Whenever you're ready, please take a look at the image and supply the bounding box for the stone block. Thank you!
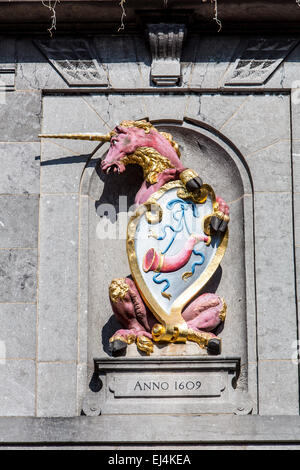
[0,195,39,248]
[82,94,147,131]
[221,94,290,156]
[0,91,41,142]
[292,140,300,193]
[78,195,88,365]
[15,38,67,91]
[246,140,291,192]
[0,304,36,359]
[37,363,77,417]
[0,360,35,416]
[187,93,250,130]
[258,360,299,415]
[255,192,297,360]
[38,195,78,362]
[0,249,37,302]
[292,99,300,140]
[294,193,300,247]
[0,143,40,194]
[94,36,147,89]
[0,37,16,69]
[41,141,89,194]
[42,94,107,156]
[280,42,300,90]
[188,36,240,89]
[143,94,186,122]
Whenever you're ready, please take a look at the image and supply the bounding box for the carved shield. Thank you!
[127,181,228,330]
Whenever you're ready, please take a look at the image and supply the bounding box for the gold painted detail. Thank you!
[109,278,129,303]
[219,298,227,322]
[144,202,163,225]
[121,147,174,185]
[203,210,230,236]
[39,132,114,142]
[136,336,154,355]
[109,334,136,345]
[177,184,209,205]
[152,322,189,344]
[187,330,216,349]
[162,291,172,300]
[179,169,199,185]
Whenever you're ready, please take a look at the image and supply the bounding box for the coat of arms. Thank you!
[40,120,229,356]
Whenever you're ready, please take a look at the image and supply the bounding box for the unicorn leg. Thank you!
[182,293,227,355]
[108,277,154,355]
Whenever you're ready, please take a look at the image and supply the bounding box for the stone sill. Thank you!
[0,415,300,444]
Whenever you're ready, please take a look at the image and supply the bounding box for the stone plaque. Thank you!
[83,357,253,416]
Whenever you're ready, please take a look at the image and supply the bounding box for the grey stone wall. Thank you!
[0,32,299,436]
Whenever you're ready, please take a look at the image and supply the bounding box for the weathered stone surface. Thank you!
[255,192,297,360]
[0,143,40,194]
[187,36,240,89]
[294,193,300,247]
[42,94,107,156]
[143,94,186,122]
[82,94,147,131]
[295,247,300,303]
[38,195,78,362]
[37,363,77,417]
[41,141,89,194]
[0,195,39,248]
[292,97,300,140]
[0,91,41,142]
[258,360,299,415]
[292,140,300,193]
[0,249,37,302]
[3,415,300,443]
[0,360,35,416]
[280,42,300,90]
[246,140,291,192]
[0,304,36,359]
[94,36,148,89]
[221,94,290,156]
[15,38,66,90]
[0,37,15,70]
[187,93,250,130]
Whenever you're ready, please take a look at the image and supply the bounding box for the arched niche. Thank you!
[80,118,257,410]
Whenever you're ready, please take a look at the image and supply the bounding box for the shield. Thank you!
[127,180,228,342]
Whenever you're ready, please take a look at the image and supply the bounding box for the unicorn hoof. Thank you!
[218,219,228,232]
[210,216,222,231]
[109,339,127,356]
[186,176,203,192]
[207,338,221,355]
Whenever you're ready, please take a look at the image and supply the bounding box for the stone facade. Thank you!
[0,0,300,447]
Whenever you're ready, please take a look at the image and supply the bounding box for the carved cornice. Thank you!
[147,23,186,86]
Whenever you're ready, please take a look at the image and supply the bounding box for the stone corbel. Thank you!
[147,23,186,86]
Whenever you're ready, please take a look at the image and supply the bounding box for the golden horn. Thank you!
[39,132,114,142]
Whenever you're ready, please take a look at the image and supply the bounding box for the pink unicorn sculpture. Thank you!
[40,120,229,356]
